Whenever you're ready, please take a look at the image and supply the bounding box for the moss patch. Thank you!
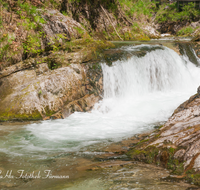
[186,170,200,186]
[44,106,56,117]
[0,109,42,121]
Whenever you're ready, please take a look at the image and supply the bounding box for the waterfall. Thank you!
[103,45,189,98]
[24,44,200,152]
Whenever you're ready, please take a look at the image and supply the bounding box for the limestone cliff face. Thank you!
[0,52,103,121]
[0,1,116,121]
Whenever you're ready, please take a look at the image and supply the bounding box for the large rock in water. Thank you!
[127,87,200,184]
[0,52,102,121]
[150,90,200,171]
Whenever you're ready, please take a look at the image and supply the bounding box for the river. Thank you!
[0,39,200,189]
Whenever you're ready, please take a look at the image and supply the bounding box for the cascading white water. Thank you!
[19,45,200,153]
[103,46,187,99]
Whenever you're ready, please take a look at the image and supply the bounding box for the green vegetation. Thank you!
[0,109,42,121]
[61,11,68,16]
[74,27,85,36]
[0,0,200,70]
[177,26,194,36]
[23,34,42,58]
[44,106,56,117]
[119,0,156,18]
[0,0,9,13]
[172,162,184,175]
[0,1,47,64]
[136,138,149,145]
[128,143,183,172]
[156,2,200,23]
[68,0,81,3]
[17,2,46,25]
[38,90,42,95]
[16,2,46,57]
[46,35,115,70]
[186,170,200,185]
[0,34,15,63]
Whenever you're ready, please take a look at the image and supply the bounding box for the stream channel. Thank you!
[0,38,200,190]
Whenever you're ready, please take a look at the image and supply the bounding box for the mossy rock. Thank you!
[0,109,42,121]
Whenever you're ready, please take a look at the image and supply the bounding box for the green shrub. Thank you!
[156,2,200,23]
[118,0,156,18]
[0,34,15,62]
[17,1,46,27]
[61,11,68,16]
[177,26,194,36]
[15,2,47,57]
[179,2,200,21]
[22,34,42,57]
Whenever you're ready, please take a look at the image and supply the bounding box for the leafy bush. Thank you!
[22,34,42,57]
[177,26,194,36]
[17,2,46,26]
[156,2,200,23]
[118,0,156,18]
[15,2,47,57]
[179,2,200,20]
[0,34,16,63]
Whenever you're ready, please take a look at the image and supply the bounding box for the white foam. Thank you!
[24,45,200,152]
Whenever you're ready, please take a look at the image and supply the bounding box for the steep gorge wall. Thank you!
[61,0,133,38]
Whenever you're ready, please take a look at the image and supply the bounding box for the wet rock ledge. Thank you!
[0,47,109,121]
[126,87,200,186]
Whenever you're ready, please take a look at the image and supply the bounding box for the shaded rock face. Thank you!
[178,42,200,66]
[189,43,200,65]
[61,0,119,33]
[61,0,143,40]
[0,53,103,121]
[41,9,85,47]
[155,21,189,34]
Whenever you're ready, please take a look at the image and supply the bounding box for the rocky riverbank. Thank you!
[0,40,111,121]
[126,87,200,186]
[1,1,200,189]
